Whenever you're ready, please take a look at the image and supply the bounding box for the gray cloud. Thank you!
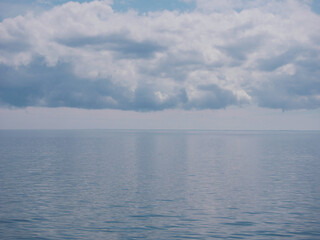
[58,33,166,59]
[219,35,265,63]
[256,48,302,72]
[0,0,319,111]
[186,84,238,110]
[252,50,320,110]
[0,59,237,111]
[132,85,186,111]
[0,59,121,109]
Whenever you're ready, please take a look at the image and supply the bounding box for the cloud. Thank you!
[0,0,320,111]
[58,33,166,59]
[252,48,320,110]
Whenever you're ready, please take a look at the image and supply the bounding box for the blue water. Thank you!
[0,130,320,239]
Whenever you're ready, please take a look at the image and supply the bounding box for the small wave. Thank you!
[221,221,255,226]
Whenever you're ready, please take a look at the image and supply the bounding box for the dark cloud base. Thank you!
[0,59,239,111]
[1,56,320,111]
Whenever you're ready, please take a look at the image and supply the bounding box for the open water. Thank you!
[0,130,320,239]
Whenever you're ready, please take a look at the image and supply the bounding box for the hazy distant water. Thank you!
[0,130,320,239]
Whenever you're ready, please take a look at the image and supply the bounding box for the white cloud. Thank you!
[0,0,319,110]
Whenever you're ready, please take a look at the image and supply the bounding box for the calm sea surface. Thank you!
[0,130,320,239]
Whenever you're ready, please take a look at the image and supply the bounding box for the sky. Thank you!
[0,0,320,130]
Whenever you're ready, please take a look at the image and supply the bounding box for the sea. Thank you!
[0,130,320,239]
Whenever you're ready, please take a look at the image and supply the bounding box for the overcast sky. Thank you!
[0,0,320,130]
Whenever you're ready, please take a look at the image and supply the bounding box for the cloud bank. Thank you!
[0,0,320,111]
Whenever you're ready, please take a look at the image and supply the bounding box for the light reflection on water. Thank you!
[0,130,320,239]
